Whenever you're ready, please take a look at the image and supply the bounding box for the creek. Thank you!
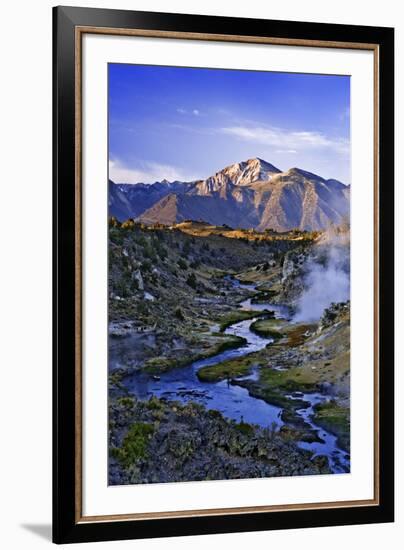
[113,276,349,473]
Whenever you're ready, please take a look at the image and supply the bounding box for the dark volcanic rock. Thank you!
[109,395,330,485]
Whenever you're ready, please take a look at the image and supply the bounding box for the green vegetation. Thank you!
[313,400,350,451]
[259,364,317,392]
[108,220,350,459]
[251,290,276,303]
[143,334,247,374]
[218,310,269,332]
[235,421,254,436]
[110,422,154,467]
[117,397,135,409]
[250,318,285,339]
[197,352,263,382]
[146,396,164,411]
[313,400,348,427]
[175,307,185,321]
[186,272,197,288]
[282,324,314,347]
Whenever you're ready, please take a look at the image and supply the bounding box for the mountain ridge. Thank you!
[109,157,349,232]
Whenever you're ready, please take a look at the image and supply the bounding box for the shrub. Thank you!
[177,258,188,270]
[137,301,149,315]
[146,396,163,410]
[186,273,197,289]
[236,421,254,436]
[110,422,154,467]
[117,397,135,409]
[156,244,168,260]
[141,259,152,272]
[175,307,184,321]
[182,241,191,257]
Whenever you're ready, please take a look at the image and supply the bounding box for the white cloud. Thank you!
[221,125,349,155]
[109,159,195,184]
[176,107,201,116]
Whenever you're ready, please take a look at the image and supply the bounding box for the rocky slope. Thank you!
[108,220,310,372]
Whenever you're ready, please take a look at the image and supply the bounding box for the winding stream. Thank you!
[112,276,349,474]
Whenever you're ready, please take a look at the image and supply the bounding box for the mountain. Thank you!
[108,179,194,220]
[109,158,350,232]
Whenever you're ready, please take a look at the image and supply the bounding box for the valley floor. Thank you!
[108,222,350,484]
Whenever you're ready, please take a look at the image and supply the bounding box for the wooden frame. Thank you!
[53,5,394,544]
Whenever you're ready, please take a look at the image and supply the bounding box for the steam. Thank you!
[293,244,350,323]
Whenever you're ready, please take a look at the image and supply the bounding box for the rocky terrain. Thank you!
[109,157,350,232]
[108,219,350,484]
[109,394,330,485]
[108,219,315,374]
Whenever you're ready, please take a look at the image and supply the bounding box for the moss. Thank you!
[110,422,154,467]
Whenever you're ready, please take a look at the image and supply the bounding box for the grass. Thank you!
[110,422,154,467]
[250,318,285,340]
[197,352,265,382]
[281,324,315,347]
[250,290,277,303]
[314,401,349,429]
[218,310,268,332]
[313,400,350,451]
[260,364,318,390]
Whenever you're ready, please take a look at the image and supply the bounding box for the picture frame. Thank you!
[53,5,394,544]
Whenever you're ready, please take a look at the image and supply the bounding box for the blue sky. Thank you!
[109,64,350,184]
